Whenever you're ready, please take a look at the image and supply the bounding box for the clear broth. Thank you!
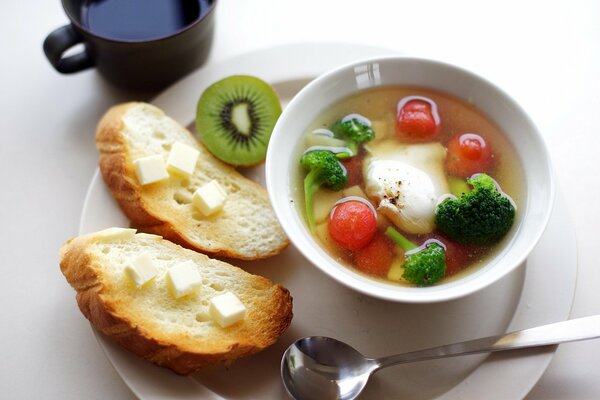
[294,86,525,286]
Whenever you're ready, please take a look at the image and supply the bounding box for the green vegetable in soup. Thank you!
[301,150,348,232]
[331,116,375,157]
[435,173,515,245]
[385,227,446,286]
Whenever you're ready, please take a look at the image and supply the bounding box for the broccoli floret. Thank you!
[385,227,446,286]
[331,116,375,157]
[435,173,515,245]
[301,150,348,232]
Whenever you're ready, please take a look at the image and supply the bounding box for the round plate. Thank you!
[79,43,577,400]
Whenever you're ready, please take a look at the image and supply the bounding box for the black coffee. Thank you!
[81,0,209,41]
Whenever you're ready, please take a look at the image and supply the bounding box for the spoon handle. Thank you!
[375,315,600,370]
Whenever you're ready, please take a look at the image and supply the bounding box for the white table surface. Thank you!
[2,0,599,398]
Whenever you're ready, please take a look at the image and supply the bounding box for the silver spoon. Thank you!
[281,315,600,400]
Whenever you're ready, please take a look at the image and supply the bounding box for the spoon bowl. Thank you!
[281,315,600,400]
[281,337,376,400]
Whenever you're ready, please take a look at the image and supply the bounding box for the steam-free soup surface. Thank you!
[295,86,524,286]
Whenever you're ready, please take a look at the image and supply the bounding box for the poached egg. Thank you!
[363,140,448,234]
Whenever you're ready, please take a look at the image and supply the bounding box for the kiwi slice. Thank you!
[196,75,282,166]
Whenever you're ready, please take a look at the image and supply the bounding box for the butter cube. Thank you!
[166,141,200,176]
[95,227,137,242]
[134,155,169,185]
[209,292,246,328]
[192,180,227,216]
[166,261,201,298]
[125,254,158,288]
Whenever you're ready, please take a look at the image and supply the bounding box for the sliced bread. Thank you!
[96,102,288,260]
[59,229,293,375]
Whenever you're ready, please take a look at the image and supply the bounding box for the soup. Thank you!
[296,86,523,286]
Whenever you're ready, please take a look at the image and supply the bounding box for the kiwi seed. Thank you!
[196,75,282,166]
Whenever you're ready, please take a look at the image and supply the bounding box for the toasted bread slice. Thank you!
[60,229,293,375]
[96,102,288,260]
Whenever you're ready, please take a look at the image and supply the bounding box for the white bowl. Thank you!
[265,56,554,303]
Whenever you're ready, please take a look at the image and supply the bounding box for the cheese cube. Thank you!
[94,227,137,242]
[166,261,201,298]
[192,180,227,216]
[125,254,158,288]
[134,155,169,185]
[166,141,200,176]
[209,291,246,328]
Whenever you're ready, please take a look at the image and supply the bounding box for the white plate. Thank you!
[79,43,577,400]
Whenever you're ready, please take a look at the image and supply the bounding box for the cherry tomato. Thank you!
[340,154,364,187]
[328,201,377,251]
[445,133,494,178]
[353,232,394,276]
[426,233,479,276]
[396,97,440,142]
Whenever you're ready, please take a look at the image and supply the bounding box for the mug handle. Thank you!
[43,24,94,73]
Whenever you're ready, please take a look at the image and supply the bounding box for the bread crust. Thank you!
[97,105,165,227]
[96,102,289,260]
[60,233,293,375]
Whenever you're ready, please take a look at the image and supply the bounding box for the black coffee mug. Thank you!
[43,0,217,91]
